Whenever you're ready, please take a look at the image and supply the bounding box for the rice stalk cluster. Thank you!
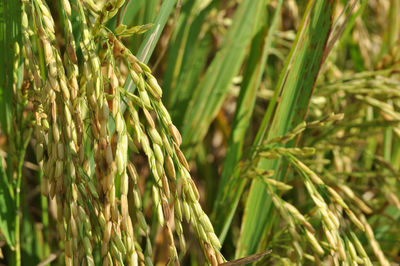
[20,0,222,265]
[2,1,400,265]
[240,112,394,265]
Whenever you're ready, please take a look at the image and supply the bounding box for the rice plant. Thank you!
[0,0,399,265]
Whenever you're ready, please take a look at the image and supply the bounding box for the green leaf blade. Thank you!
[236,0,337,258]
[180,0,265,156]
[0,160,15,247]
[212,0,283,244]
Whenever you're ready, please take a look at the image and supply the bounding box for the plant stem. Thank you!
[14,127,33,266]
[39,169,50,260]
[14,153,23,266]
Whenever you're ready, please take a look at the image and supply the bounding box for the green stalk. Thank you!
[15,128,32,266]
[39,169,50,260]
[14,151,24,266]
[0,0,15,138]
[363,107,378,169]
[391,137,400,171]
[1,0,24,264]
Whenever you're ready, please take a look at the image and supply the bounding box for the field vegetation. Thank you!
[1,0,400,265]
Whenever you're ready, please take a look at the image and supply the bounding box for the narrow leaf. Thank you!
[212,0,282,243]
[0,159,15,247]
[236,0,337,258]
[180,0,265,157]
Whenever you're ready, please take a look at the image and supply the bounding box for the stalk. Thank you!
[15,128,33,266]
[14,153,23,266]
[2,0,24,264]
[39,169,50,260]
